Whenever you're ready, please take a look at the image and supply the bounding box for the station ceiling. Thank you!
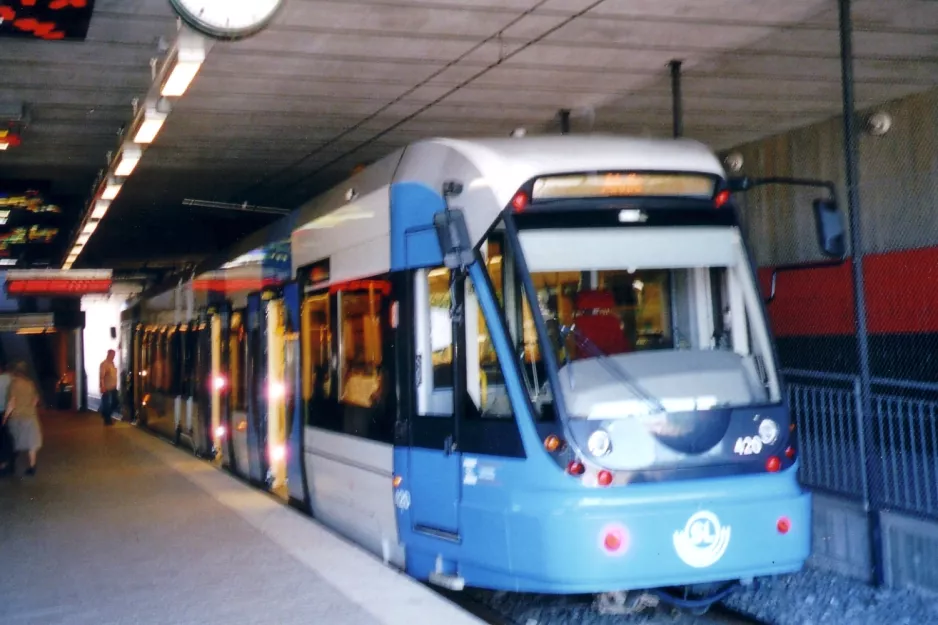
[0,0,935,275]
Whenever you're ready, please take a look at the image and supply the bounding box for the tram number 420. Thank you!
[733,436,763,456]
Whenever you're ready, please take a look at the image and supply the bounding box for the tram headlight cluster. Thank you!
[758,418,779,445]
[587,429,612,457]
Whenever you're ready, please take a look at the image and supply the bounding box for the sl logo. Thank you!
[672,510,731,568]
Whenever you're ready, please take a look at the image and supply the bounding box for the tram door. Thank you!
[245,293,267,486]
[246,289,291,496]
[209,309,229,467]
[227,310,248,477]
[407,268,462,538]
[193,317,214,457]
[282,281,307,507]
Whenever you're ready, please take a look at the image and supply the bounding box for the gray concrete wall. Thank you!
[730,87,938,267]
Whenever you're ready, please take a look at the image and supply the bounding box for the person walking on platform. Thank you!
[0,362,14,476]
[3,361,42,477]
[99,349,119,426]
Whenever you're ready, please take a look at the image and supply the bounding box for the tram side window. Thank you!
[154,332,166,392]
[417,268,454,416]
[337,279,395,443]
[229,314,247,412]
[302,294,334,428]
[171,330,183,396]
[466,237,513,420]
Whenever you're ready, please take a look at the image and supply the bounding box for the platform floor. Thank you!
[0,411,483,625]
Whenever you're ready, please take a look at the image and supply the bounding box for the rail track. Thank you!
[434,587,771,625]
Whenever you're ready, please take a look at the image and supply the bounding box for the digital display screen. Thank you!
[0,0,97,42]
[530,173,717,201]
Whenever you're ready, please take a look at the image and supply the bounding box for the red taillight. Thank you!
[714,189,731,208]
[600,524,630,556]
[567,460,585,476]
[511,191,528,212]
[766,455,781,472]
[597,470,613,486]
[777,516,791,534]
[785,446,796,460]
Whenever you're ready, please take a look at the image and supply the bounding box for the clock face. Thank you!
[169,0,284,40]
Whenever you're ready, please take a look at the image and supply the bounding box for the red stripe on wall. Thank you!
[865,247,938,334]
[759,246,938,338]
[758,263,855,337]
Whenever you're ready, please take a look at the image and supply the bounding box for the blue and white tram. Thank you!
[127,134,846,610]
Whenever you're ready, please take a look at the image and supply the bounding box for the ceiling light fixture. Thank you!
[63,24,213,269]
[91,199,111,219]
[114,143,143,177]
[133,99,171,144]
[161,29,208,97]
[101,177,123,200]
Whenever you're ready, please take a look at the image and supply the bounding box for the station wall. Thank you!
[733,87,938,382]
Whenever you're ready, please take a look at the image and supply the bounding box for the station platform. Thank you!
[0,411,484,625]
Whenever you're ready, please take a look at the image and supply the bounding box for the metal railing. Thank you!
[784,368,938,521]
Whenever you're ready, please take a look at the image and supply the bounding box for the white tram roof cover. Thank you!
[419,135,727,209]
[291,135,729,278]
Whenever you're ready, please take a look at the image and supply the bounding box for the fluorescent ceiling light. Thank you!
[82,220,98,235]
[101,179,123,200]
[133,107,168,144]
[77,233,91,245]
[0,259,17,266]
[161,29,207,97]
[114,145,142,177]
[92,200,111,219]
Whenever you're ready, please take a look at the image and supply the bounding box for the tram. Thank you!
[121,135,845,611]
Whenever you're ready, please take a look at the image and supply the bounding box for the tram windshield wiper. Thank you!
[557,323,667,416]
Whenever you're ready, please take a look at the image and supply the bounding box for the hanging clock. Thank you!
[168,0,285,41]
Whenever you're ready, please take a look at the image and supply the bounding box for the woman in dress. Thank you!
[3,361,42,476]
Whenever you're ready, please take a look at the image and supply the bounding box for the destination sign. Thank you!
[531,173,716,201]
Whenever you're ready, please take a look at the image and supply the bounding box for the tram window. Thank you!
[467,243,513,420]
[154,332,165,392]
[302,294,334,427]
[171,330,182,395]
[229,313,247,412]
[336,278,395,443]
[417,268,454,416]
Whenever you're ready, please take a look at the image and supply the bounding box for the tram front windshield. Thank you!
[487,218,783,466]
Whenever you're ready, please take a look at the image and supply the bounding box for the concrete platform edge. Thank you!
[119,425,485,625]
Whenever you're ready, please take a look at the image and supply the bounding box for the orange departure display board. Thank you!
[531,173,716,201]
[0,0,96,41]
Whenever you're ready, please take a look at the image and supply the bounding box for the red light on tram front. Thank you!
[777,516,791,535]
[599,524,630,556]
[714,190,731,208]
[766,455,781,473]
[784,446,796,460]
[567,460,585,476]
[511,191,528,212]
[597,470,613,486]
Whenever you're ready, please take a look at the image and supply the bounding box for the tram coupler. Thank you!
[593,590,660,615]
[649,580,749,613]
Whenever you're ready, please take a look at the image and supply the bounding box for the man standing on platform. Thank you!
[99,350,119,426]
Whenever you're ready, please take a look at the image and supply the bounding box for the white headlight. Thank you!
[758,418,779,445]
[587,429,611,457]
